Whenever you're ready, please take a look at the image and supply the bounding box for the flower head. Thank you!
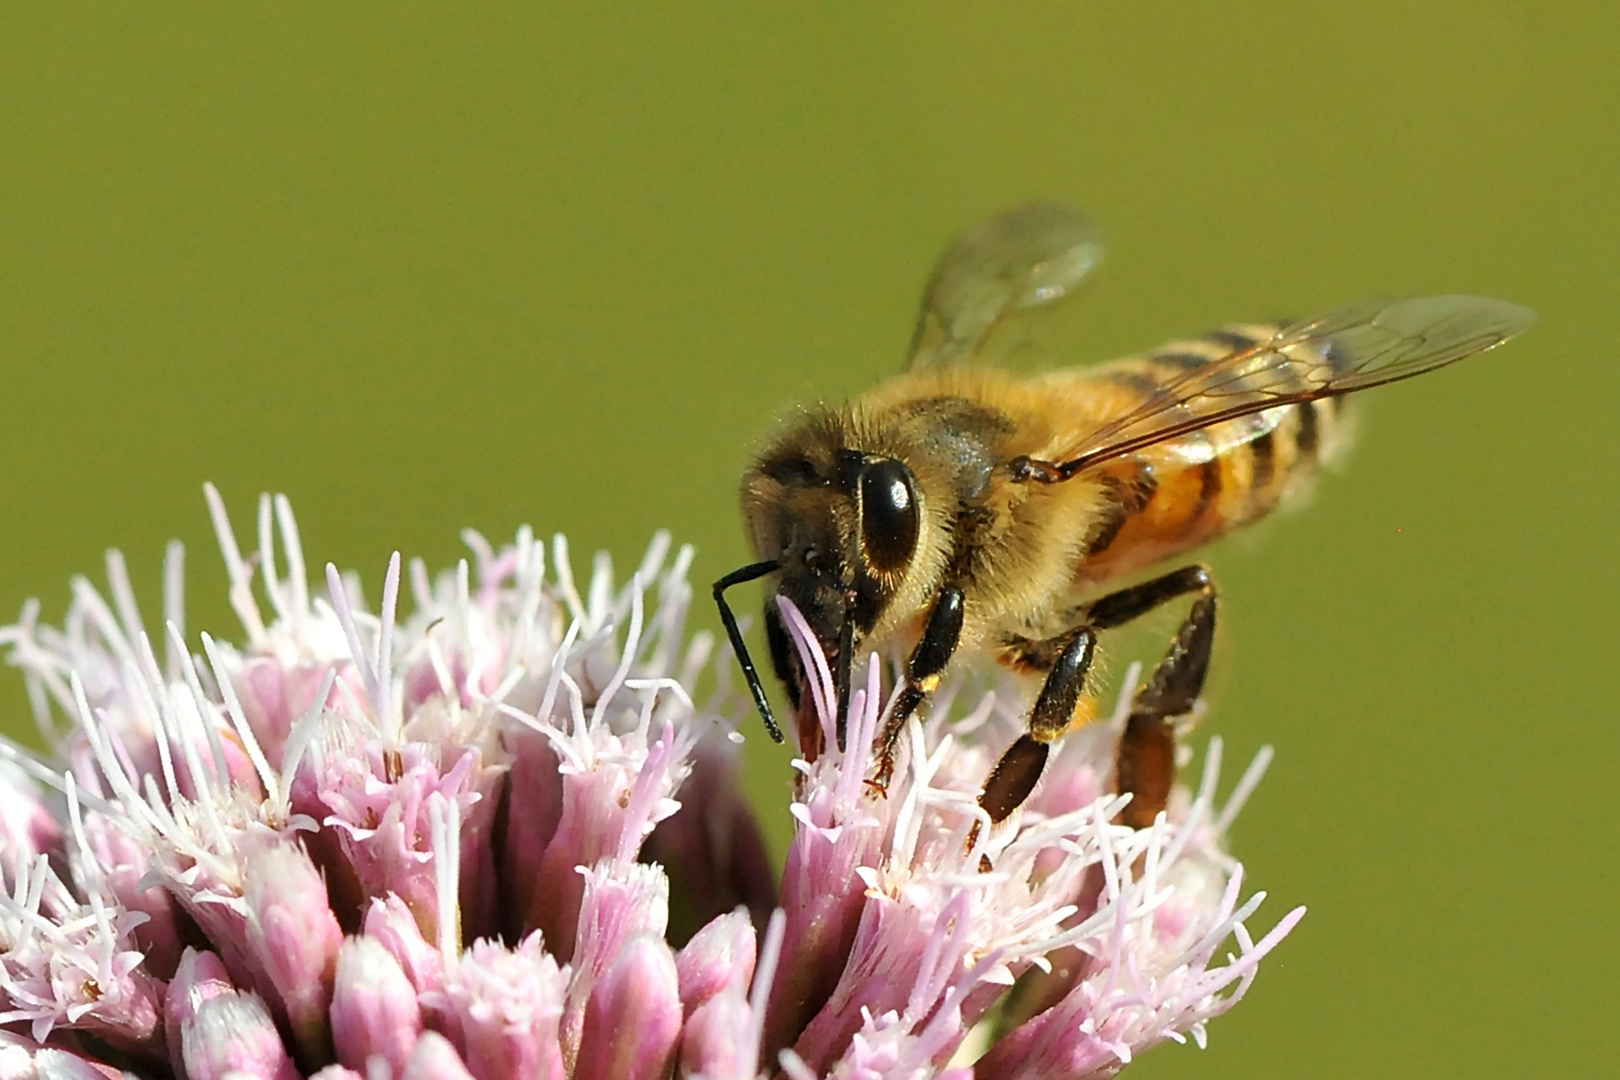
[0,487,1300,1077]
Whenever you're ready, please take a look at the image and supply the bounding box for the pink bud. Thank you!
[330,936,423,1074]
[764,757,886,1058]
[454,763,508,946]
[794,891,974,1073]
[400,1032,477,1080]
[164,949,236,1072]
[675,908,756,1013]
[524,766,628,962]
[561,862,669,1059]
[242,838,344,1059]
[0,1036,123,1080]
[680,993,756,1080]
[443,935,566,1080]
[178,989,299,1080]
[573,934,682,1080]
[312,741,482,948]
[363,894,446,998]
[0,761,61,867]
[234,656,350,770]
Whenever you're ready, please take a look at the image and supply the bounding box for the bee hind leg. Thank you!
[1116,587,1216,829]
[975,564,1217,845]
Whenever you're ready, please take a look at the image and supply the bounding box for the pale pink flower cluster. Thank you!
[0,488,1300,1079]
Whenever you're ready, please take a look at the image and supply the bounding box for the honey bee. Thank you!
[715,202,1532,831]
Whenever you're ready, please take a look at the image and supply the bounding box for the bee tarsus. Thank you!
[1116,589,1219,830]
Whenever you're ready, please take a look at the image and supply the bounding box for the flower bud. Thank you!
[242,837,344,1059]
[163,949,236,1072]
[561,861,670,1058]
[675,908,755,1013]
[680,992,755,1080]
[400,1031,477,1080]
[0,1036,120,1080]
[443,935,566,1080]
[330,935,423,1074]
[178,989,299,1080]
[573,934,683,1080]
[363,894,446,997]
[233,656,347,768]
[496,726,563,939]
[0,760,61,866]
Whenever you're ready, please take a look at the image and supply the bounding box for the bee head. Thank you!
[734,431,925,753]
[742,439,922,646]
[727,395,1005,750]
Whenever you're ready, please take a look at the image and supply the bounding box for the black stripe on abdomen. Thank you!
[1206,328,1259,352]
[1250,429,1276,492]
[1152,351,1212,373]
[1296,401,1320,462]
[1192,457,1222,526]
[1083,501,1129,560]
[1083,464,1158,559]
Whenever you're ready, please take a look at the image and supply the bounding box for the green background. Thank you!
[1,5,1613,1077]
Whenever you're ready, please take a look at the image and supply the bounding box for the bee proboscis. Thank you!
[715,202,1532,832]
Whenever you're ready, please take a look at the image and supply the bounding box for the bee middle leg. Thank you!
[979,625,1099,824]
[978,564,1218,834]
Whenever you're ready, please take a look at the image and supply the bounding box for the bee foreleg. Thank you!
[1116,589,1217,829]
[871,585,965,790]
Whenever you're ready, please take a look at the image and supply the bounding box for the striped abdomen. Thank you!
[1070,322,1351,585]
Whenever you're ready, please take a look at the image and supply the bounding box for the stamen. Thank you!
[326,562,382,722]
[204,482,267,647]
[589,573,643,729]
[257,493,288,624]
[162,540,186,680]
[552,533,587,631]
[273,493,309,620]
[1215,744,1275,837]
[429,792,462,973]
[377,551,402,735]
[200,631,277,800]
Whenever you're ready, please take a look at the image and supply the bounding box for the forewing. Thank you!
[908,201,1104,369]
[1054,295,1535,472]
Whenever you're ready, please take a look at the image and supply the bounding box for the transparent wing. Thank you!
[1048,295,1535,475]
[908,201,1104,369]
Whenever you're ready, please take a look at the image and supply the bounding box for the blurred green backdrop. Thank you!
[1,4,1613,1077]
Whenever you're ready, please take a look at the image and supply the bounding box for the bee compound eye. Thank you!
[859,459,920,573]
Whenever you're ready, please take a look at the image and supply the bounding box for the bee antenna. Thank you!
[713,560,785,743]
